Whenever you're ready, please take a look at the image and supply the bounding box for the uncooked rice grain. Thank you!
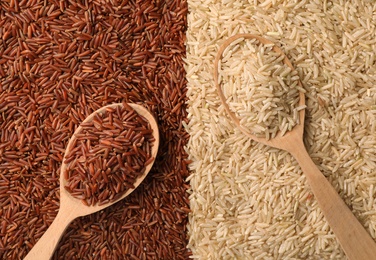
[185,0,376,259]
[0,0,190,259]
[219,38,301,139]
[64,104,155,206]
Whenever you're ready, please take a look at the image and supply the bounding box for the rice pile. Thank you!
[185,0,376,259]
[0,0,190,259]
[64,104,155,206]
[219,38,302,138]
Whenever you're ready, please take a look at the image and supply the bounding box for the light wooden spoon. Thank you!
[24,103,159,260]
[214,34,376,260]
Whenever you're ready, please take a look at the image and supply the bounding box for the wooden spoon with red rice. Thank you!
[24,103,159,260]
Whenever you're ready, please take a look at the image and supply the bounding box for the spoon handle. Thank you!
[290,140,376,260]
[24,210,75,260]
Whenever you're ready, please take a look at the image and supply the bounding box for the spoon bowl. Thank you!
[214,34,376,260]
[25,103,159,260]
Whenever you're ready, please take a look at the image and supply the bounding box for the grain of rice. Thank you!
[186,0,376,259]
[0,0,190,259]
[218,37,301,139]
[63,104,155,206]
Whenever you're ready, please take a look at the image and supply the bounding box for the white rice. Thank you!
[185,0,376,259]
[219,38,301,139]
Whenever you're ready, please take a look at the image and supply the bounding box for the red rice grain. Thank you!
[63,104,154,206]
[0,0,190,259]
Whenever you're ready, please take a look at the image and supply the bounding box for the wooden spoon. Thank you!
[24,103,159,260]
[214,34,376,260]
